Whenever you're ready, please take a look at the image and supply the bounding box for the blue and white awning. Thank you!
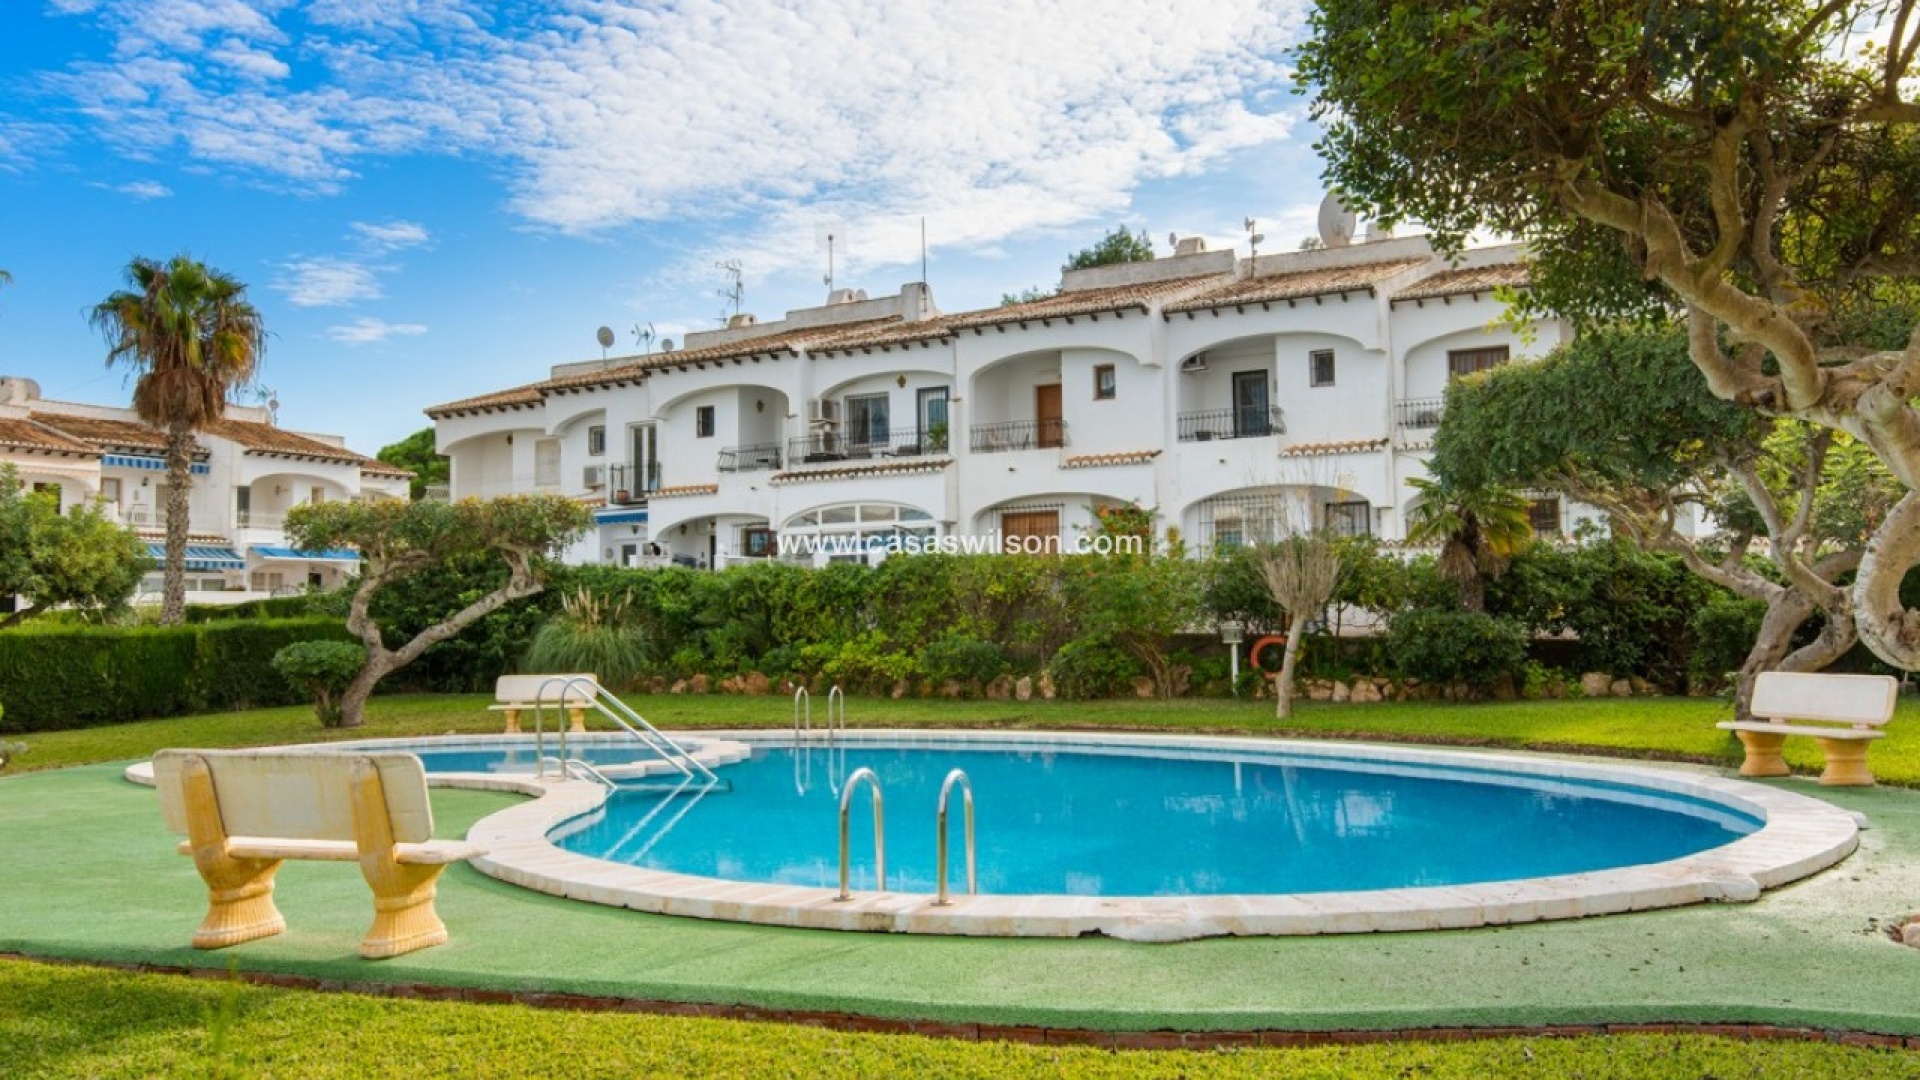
[144,543,246,571]
[105,453,209,476]
[250,545,360,564]
[594,509,649,525]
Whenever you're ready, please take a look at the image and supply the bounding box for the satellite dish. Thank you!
[596,326,615,348]
[1317,192,1358,249]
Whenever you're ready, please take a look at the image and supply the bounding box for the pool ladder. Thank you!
[792,684,845,742]
[835,767,977,905]
[531,675,720,786]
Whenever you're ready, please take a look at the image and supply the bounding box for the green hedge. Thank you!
[0,618,354,732]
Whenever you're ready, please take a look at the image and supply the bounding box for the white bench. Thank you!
[490,673,599,734]
[153,749,484,959]
[1717,671,1898,786]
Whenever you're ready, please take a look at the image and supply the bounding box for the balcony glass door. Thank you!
[917,386,949,451]
[1232,371,1271,437]
[846,393,890,452]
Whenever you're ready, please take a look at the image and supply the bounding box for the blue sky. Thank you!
[0,0,1325,457]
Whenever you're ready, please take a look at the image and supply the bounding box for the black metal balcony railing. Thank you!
[608,461,663,504]
[788,426,951,464]
[1176,406,1287,442]
[1396,397,1445,430]
[717,443,783,472]
[969,419,1068,453]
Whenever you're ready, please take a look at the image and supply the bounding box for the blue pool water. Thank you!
[543,741,1762,897]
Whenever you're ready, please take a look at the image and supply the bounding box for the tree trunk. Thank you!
[1273,613,1312,720]
[336,656,396,729]
[160,421,195,626]
[1730,591,1815,722]
[1853,490,1920,670]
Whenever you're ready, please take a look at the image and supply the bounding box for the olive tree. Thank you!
[1300,0,1920,668]
[285,495,591,727]
[0,466,150,627]
[1254,534,1347,719]
[1433,324,1892,714]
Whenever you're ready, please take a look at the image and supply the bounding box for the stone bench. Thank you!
[153,749,484,959]
[1717,671,1898,786]
[490,673,599,734]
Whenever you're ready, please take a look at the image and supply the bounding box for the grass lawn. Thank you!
[5,692,1920,1076]
[19,689,1920,782]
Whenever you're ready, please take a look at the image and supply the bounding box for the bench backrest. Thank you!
[152,750,435,843]
[1752,671,1898,727]
[494,673,599,704]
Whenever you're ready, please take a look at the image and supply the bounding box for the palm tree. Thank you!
[90,256,265,624]
[1404,476,1535,612]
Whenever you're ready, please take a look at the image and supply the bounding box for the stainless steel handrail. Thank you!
[826,685,845,745]
[531,675,596,780]
[793,686,811,739]
[536,674,718,784]
[836,766,885,900]
[933,768,976,906]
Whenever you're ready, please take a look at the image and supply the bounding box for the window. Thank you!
[1093,364,1116,400]
[1324,500,1372,537]
[695,406,715,438]
[1310,349,1336,387]
[309,486,325,505]
[845,393,890,449]
[101,478,122,505]
[587,425,606,456]
[741,526,775,558]
[1528,497,1562,537]
[1447,345,1510,379]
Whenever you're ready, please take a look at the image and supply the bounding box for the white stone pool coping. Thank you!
[127,729,1862,943]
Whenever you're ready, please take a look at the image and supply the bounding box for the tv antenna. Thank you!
[715,260,744,322]
[1244,217,1265,261]
[595,325,614,360]
[253,384,280,425]
[631,322,656,355]
[814,221,847,295]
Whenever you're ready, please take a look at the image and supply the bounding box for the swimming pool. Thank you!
[126,730,1862,940]
[551,741,1760,896]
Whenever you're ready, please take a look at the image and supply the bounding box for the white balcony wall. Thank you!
[1057,347,1154,456]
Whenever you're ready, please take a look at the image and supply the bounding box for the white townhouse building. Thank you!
[428,233,1592,568]
[0,377,411,602]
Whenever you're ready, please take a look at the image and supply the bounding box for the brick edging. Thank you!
[7,953,1916,1052]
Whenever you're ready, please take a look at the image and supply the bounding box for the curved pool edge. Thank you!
[456,729,1861,942]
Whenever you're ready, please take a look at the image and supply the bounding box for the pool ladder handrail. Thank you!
[532,675,718,785]
[933,768,977,906]
[793,685,811,739]
[539,756,615,789]
[835,766,885,900]
[826,684,845,744]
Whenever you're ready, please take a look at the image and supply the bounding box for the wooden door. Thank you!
[1035,383,1063,448]
[1000,509,1061,553]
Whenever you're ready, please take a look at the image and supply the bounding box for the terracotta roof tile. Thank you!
[1164,259,1427,314]
[550,319,904,390]
[806,317,956,354]
[949,274,1228,332]
[0,417,96,455]
[770,458,951,484]
[646,483,721,499]
[29,412,200,455]
[207,418,410,477]
[1279,438,1390,457]
[1393,262,1529,303]
[1062,450,1161,469]
[424,382,546,418]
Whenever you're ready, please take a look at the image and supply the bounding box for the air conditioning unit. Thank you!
[1180,352,1210,373]
[809,398,840,425]
[582,464,606,488]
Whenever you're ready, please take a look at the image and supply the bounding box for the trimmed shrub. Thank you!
[272,640,368,726]
[1386,608,1529,691]
[0,617,353,732]
[920,637,1008,687]
[1049,635,1146,700]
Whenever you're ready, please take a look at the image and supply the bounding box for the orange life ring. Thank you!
[1248,635,1289,677]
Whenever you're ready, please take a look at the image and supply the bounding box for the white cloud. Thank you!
[117,179,173,200]
[350,219,429,251]
[327,316,427,344]
[39,0,1308,259]
[277,257,380,307]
